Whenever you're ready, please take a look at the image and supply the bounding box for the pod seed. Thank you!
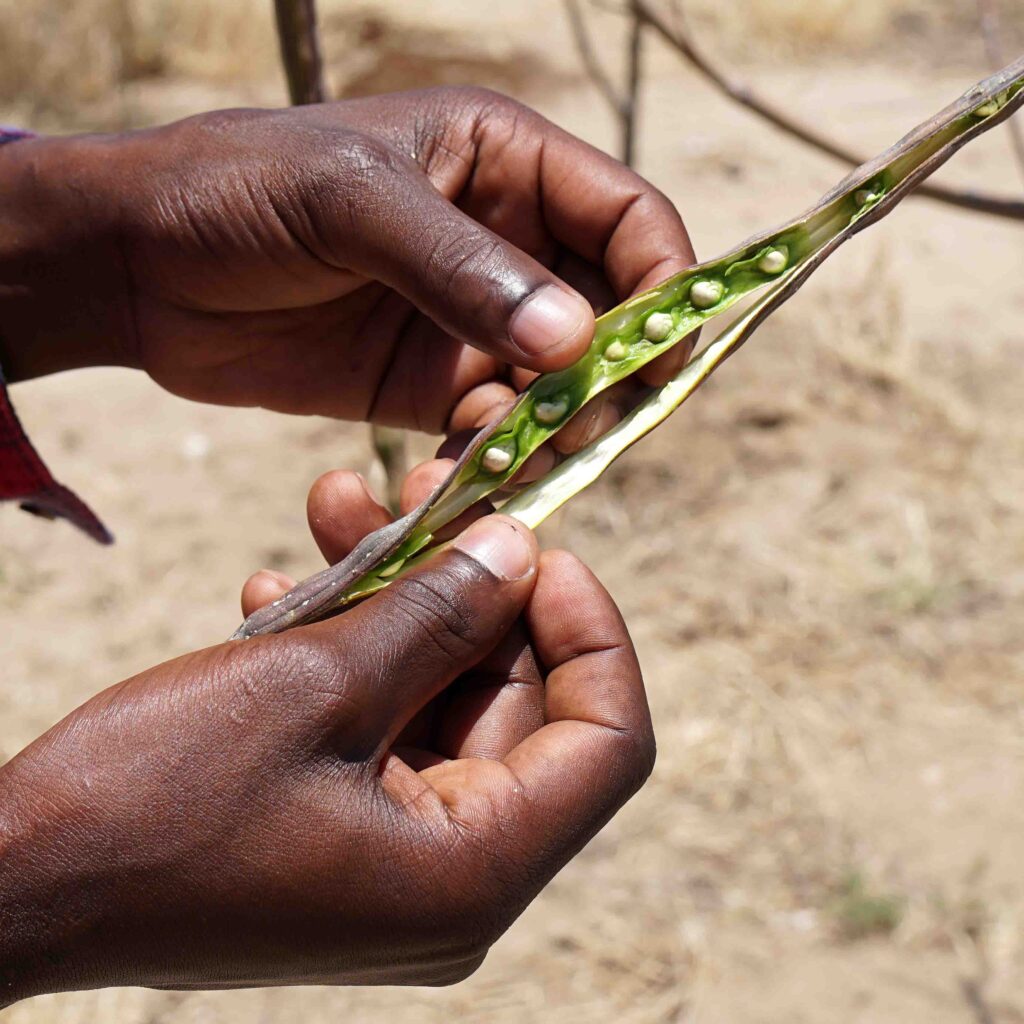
[643,312,675,342]
[604,340,628,361]
[854,188,878,207]
[690,279,725,309]
[757,247,788,274]
[481,446,514,473]
[976,91,1008,118]
[535,398,569,425]
[378,557,407,579]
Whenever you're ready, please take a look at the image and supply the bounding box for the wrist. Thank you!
[0,133,139,381]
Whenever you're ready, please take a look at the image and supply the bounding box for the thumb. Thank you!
[326,144,594,371]
[321,515,539,748]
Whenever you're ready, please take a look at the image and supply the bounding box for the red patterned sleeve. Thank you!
[0,128,112,543]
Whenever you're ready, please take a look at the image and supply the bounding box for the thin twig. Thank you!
[273,0,325,104]
[564,0,644,166]
[271,0,408,503]
[976,0,1024,190]
[622,1,643,166]
[961,978,997,1024]
[637,0,1024,221]
[565,0,626,115]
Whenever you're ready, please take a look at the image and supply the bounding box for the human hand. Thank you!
[0,470,654,1003]
[0,88,694,451]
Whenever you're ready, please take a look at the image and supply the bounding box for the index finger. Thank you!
[521,119,698,386]
[535,126,696,300]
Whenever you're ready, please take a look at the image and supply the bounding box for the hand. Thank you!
[0,471,654,1003]
[0,88,694,448]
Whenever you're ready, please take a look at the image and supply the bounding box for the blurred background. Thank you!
[2,1,1024,1021]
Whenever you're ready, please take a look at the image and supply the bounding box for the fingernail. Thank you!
[353,472,383,507]
[258,569,296,589]
[454,518,533,581]
[509,285,589,360]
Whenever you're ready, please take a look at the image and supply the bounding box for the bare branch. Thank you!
[622,1,643,166]
[976,0,1024,190]
[564,0,626,115]
[273,1,408,497]
[961,977,997,1024]
[564,0,645,166]
[273,0,326,105]
[637,0,1024,221]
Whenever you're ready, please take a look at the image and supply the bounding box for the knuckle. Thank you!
[426,86,539,161]
[192,106,266,135]
[616,723,658,796]
[240,633,357,722]
[437,84,513,118]
[300,129,409,232]
[387,569,481,660]
[331,130,402,180]
[428,229,511,315]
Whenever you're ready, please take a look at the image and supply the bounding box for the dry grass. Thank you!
[685,0,999,57]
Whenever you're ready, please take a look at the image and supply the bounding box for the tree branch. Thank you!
[272,1,408,504]
[636,0,1024,221]
[273,0,326,105]
[622,1,643,167]
[564,0,645,167]
[565,0,626,116]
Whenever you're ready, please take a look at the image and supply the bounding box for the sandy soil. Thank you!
[2,3,1024,1022]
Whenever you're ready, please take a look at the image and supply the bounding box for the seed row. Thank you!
[477,243,793,474]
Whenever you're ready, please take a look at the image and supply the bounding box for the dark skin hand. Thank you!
[0,90,679,1003]
[0,87,696,459]
[0,470,655,1004]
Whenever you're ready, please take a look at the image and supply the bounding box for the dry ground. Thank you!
[2,1,1024,1022]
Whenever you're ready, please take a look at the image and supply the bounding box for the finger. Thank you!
[550,396,621,456]
[552,250,619,316]
[504,445,556,488]
[550,250,697,387]
[306,470,392,564]
[312,515,539,748]
[508,366,539,392]
[459,106,695,301]
[436,429,555,492]
[447,380,517,435]
[503,550,654,834]
[365,307,507,434]
[433,622,545,761]
[419,551,653,875]
[637,329,699,387]
[535,131,696,300]
[399,457,493,542]
[316,143,594,372]
[398,458,457,516]
[550,378,645,455]
[240,570,296,617]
